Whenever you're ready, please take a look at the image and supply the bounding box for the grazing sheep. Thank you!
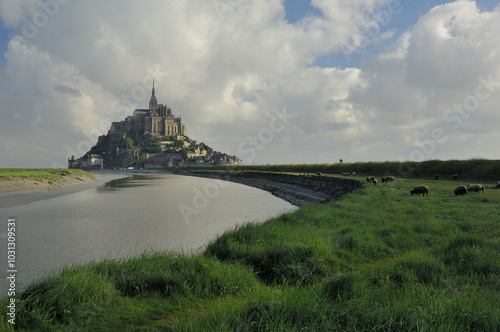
[366,176,373,182]
[372,179,378,185]
[410,185,429,196]
[381,176,393,183]
[452,174,458,180]
[467,184,484,194]
[317,172,322,176]
[453,185,468,196]
[352,172,356,176]
[435,174,439,180]
[496,181,500,189]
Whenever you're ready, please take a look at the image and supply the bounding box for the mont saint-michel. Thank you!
[68,82,241,169]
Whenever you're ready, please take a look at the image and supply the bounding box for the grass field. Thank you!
[191,158,500,182]
[1,163,499,331]
[0,169,94,182]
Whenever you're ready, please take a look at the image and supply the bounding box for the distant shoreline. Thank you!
[0,170,132,209]
[181,171,362,206]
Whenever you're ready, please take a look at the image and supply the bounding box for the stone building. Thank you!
[68,79,241,169]
[68,154,103,170]
[109,81,186,141]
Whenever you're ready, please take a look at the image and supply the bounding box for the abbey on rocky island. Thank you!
[68,81,241,170]
[111,80,186,140]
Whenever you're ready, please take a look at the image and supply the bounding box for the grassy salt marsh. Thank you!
[1,163,499,331]
[0,169,95,192]
[0,169,93,181]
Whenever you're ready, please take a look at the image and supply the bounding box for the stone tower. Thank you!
[149,78,158,115]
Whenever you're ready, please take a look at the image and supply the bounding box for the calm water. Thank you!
[0,174,296,292]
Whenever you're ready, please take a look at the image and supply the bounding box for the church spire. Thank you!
[149,77,158,112]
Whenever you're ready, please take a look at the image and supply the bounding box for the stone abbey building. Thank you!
[110,81,186,140]
[68,80,241,169]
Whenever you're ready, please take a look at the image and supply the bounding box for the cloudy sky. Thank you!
[0,0,499,168]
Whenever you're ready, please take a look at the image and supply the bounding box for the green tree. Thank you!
[174,139,183,148]
[180,148,188,159]
[123,137,134,148]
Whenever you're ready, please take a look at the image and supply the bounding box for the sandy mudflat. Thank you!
[0,171,131,209]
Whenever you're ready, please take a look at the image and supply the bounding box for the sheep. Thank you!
[352,172,356,176]
[495,181,500,189]
[467,184,484,194]
[366,176,373,182]
[452,174,458,180]
[381,176,394,183]
[317,172,322,176]
[410,185,429,196]
[372,179,378,185]
[453,185,467,196]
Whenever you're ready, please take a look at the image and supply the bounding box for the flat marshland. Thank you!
[1,169,499,331]
[0,169,95,193]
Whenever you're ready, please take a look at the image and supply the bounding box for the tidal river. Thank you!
[0,173,296,294]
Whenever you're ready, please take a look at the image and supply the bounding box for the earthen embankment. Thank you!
[183,171,362,206]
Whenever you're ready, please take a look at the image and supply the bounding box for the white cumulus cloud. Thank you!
[0,0,498,167]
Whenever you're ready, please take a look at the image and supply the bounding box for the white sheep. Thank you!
[467,184,484,194]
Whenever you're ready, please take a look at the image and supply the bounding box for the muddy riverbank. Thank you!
[181,171,362,206]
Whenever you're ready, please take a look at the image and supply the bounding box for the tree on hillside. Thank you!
[174,139,185,148]
[180,148,188,159]
[123,137,134,148]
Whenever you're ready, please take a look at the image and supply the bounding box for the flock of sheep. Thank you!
[285,171,499,197]
[366,176,395,186]
[362,174,500,197]
[408,184,487,197]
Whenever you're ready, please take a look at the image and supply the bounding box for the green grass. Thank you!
[0,169,94,182]
[1,254,259,331]
[2,165,500,331]
[187,158,500,181]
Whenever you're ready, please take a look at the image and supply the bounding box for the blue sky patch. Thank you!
[0,26,11,67]
[284,0,323,24]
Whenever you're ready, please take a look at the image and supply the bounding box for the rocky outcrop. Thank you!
[183,172,362,206]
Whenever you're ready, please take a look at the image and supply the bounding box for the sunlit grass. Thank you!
[0,169,93,182]
[2,163,499,331]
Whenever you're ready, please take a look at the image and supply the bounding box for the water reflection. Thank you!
[98,174,168,191]
[0,174,296,293]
